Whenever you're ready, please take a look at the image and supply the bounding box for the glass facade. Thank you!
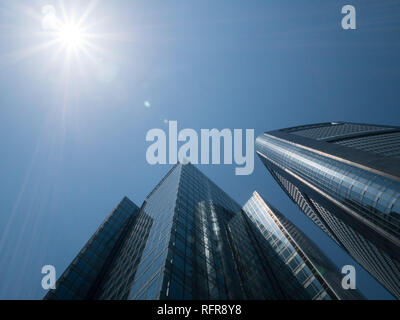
[94,208,153,299]
[132,163,310,300]
[334,132,400,159]
[307,197,400,298]
[44,197,140,300]
[285,122,390,141]
[243,191,364,300]
[44,163,313,300]
[256,134,400,238]
[255,122,400,299]
[269,170,339,243]
[127,164,182,300]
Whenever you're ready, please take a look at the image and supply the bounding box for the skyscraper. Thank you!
[44,196,142,300]
[45,163,313,300]
[255,122,400,298]
[243,191,364,300]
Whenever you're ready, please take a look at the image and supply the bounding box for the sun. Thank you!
[57,22,85,48]
[40,4,96,56]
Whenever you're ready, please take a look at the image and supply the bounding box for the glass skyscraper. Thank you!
[45,163,315,300]
[255,122,400,298]
[44,197,142,299]
[243,191,364,300]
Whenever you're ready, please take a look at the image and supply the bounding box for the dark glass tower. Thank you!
[255,122,400,298]
[44,197,141,299]
[243,191,364,300]
[45,163,312,300]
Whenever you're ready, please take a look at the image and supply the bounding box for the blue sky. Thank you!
[0,0,399,299]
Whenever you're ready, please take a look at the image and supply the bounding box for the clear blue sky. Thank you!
[0,0,399,299]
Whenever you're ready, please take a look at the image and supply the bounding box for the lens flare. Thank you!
[57,23,85,48]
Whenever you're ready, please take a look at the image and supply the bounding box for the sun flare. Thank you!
[40,4,98,58]
[3,1,118,84]
[57,22,85,48]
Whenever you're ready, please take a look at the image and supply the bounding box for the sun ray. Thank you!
[0,1,115,98]
[0,39,59,70]
[58,0,69,26]
[37,1,107,70]
[77,0,100,28]
[79,45,102,66]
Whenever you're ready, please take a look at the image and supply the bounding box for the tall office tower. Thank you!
[255,122,400,298]
[44,197,141,300]
[45,163,313,300]
[243,191,364,300]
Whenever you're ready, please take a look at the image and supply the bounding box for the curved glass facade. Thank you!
[256,122,400,299]
[256,134,400,239]
[243,192,333,300]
